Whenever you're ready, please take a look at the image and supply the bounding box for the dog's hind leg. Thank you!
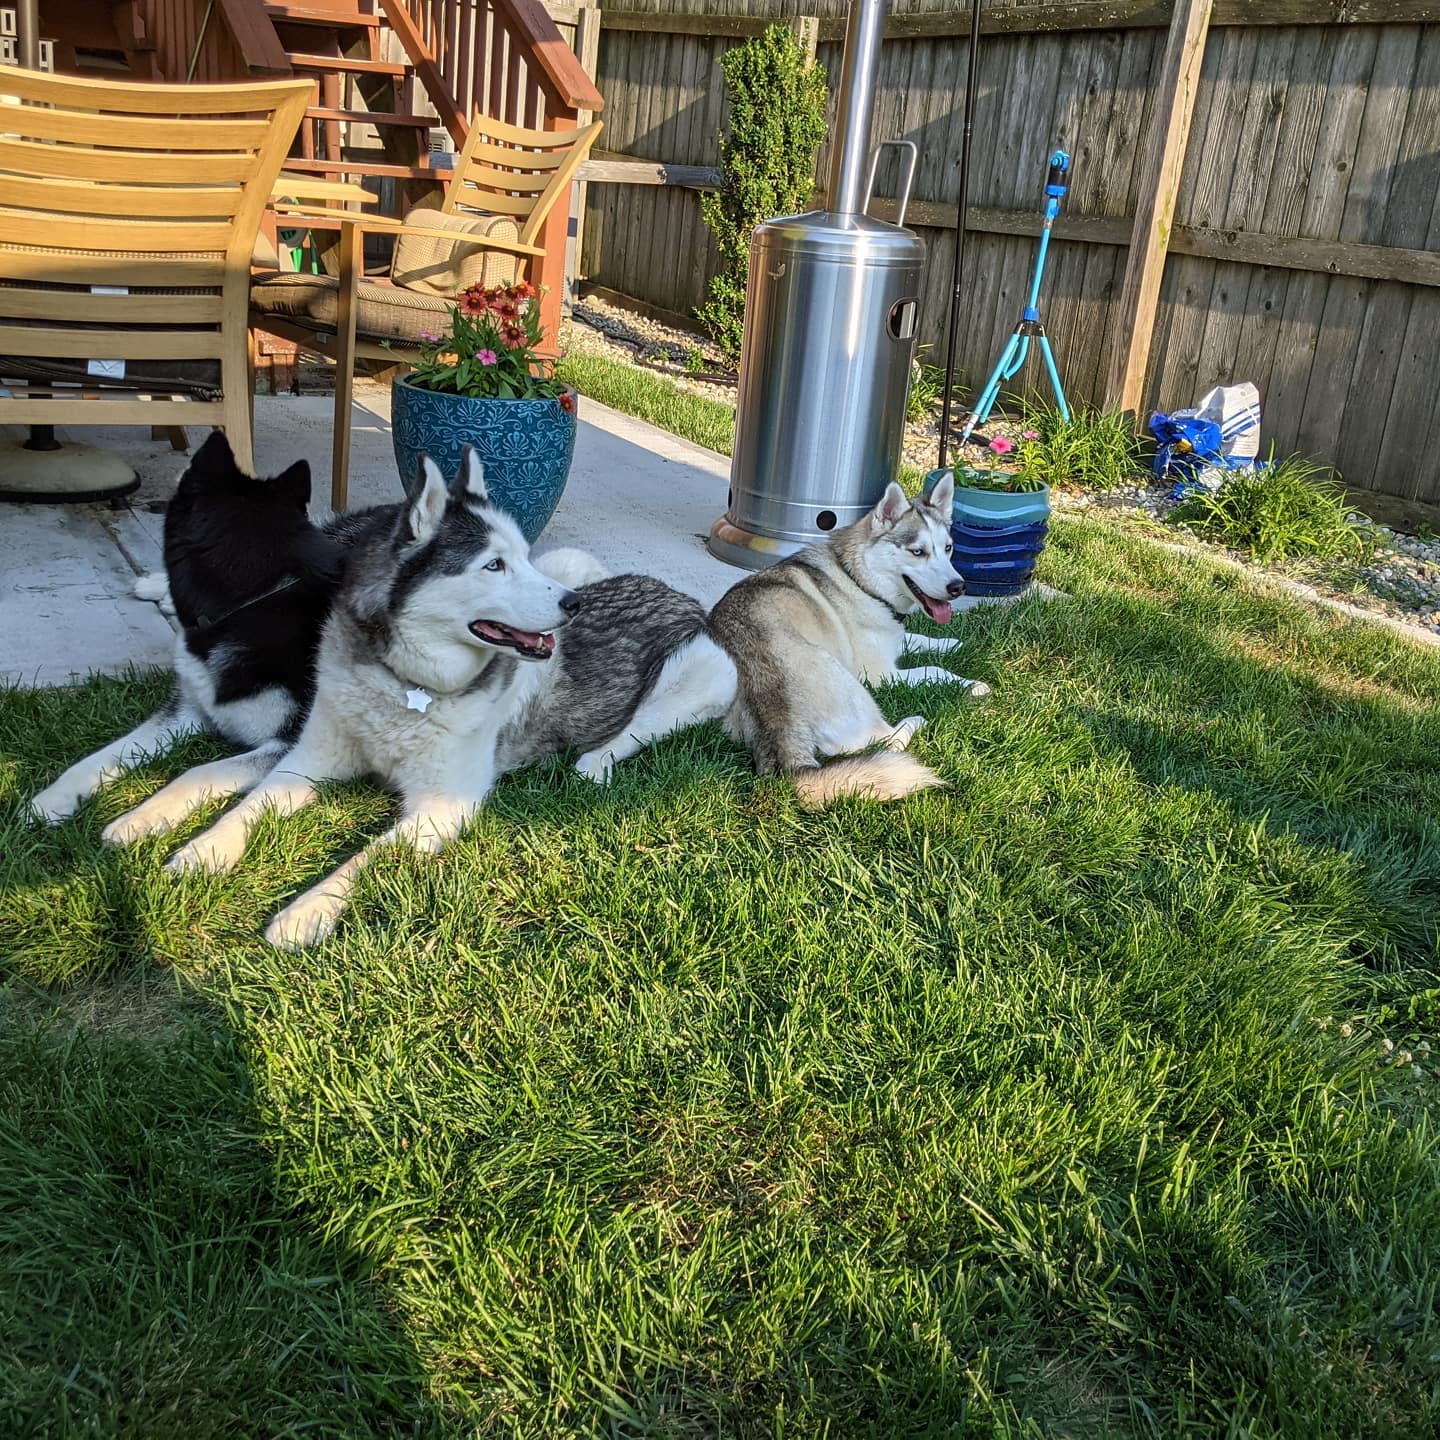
[102,740,286,846]
[575,634,737,783]
[27,696,205,825]
[264,792,486,951]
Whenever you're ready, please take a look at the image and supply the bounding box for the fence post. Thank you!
[1103,0,1213,416]
[565,2,602,317]
[788,13,819,67]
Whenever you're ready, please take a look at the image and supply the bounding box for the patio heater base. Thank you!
[0,439,138,504]
[706,514,808,572]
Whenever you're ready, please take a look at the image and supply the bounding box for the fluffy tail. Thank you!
[535,547,611,588]
[791,751,945,811]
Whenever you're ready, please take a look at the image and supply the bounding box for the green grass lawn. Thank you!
[3,518,1439,1438]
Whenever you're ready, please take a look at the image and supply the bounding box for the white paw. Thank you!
[265,897,340,950]
[102,809,158,846]
[27,785,84,825]
[887,715,927,750]
[133,572,172,608]
[164,836,241,874]
[575,749,615,785]
[959,679,992,700]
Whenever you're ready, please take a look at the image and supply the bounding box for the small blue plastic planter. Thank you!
[391,374,578,542]
[926,466,1051,598]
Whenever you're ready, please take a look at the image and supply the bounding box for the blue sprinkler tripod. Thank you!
[958,150,1072,442]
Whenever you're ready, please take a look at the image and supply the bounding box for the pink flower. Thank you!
[477,349,498,366]
[989,436,1015,455]
[419,330,439,343]
[1022,429,1040,441]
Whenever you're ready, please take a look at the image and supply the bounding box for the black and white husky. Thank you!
[162,450,735,949]
[26,432,347,828]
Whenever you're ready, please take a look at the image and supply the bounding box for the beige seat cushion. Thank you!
[250,272,452,347]
[391,208,521,296]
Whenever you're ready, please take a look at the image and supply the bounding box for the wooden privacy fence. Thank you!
[577,0,1440,517]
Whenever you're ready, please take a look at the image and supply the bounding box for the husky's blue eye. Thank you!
[909,546,926,557]
[484,557,505,573]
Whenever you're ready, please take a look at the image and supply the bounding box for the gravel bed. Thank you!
[564,300,1440,643]
[1063,483,1440,640]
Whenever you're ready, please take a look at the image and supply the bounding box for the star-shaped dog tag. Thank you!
[405,687,434,713]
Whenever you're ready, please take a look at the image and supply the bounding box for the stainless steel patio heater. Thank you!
[707,0,924,570]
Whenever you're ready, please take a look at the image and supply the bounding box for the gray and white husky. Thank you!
[160,449,735,950]
[707,472,987,809]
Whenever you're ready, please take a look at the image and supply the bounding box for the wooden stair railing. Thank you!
[392,0,602,339]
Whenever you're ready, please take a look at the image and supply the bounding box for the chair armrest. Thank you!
[366,218,547,259]
[262,211,543,260]
[270,175,376,207]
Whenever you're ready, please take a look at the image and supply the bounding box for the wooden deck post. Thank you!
[539,109,580,345]
[565,4,602,318]
[1103,0,1213,416]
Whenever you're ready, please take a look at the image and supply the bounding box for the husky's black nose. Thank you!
[946,578,965,598]
[558,590,583,616]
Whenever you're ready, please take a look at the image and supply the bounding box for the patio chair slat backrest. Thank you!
[443,115,603,249]
[0,67,312,470]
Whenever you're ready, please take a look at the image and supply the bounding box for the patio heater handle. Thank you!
[862,140,919,229]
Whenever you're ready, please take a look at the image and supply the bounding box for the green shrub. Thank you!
[1170,452,1378,564]
[906,347,945,423]
[698,26,828,362]
[1016,402,1146,492]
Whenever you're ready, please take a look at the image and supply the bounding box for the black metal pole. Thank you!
[937,0,983,471]
[17,0,39,68]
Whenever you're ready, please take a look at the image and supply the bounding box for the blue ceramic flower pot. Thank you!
[925,468,1051,599]
[391,374,578,542]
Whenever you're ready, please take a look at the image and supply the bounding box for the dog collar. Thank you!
[194,574,303,629]
[834,556,908,624]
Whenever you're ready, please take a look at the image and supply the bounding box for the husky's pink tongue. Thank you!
[921,594,953,626]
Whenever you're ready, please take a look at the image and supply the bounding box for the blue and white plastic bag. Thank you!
[1149,382,1263,501]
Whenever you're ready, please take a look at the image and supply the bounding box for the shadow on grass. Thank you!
[5,519,1440,1434]
[1,823,448,1435]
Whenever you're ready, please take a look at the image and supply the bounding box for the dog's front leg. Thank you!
[27,701,205,825]
[165,738,343,875]
[103,740,287,845]
[264,791,488,951]
[902,632,966,658]
[265,741,500,950]
[889,665,992,696]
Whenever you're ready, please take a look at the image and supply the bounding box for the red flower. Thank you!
[458,287,489,316]
[513,280,535,300]
[558,390,575,413]
[502,324,525,349]
[495,298,520,321]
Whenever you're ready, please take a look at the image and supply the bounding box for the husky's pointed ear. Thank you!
[407,456,448,542]
[400,453,430,501]
[453,445,488,502]
[924,471,955,518]
[273,458,311,507]
[193,429,239,477]
[872,481,909,529]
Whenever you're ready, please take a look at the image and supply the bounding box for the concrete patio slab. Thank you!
[1,503,176,687]
[2,383,1052,688]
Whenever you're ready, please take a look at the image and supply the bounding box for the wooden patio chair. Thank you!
[251,114,603,509]
[0,68,312,473]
